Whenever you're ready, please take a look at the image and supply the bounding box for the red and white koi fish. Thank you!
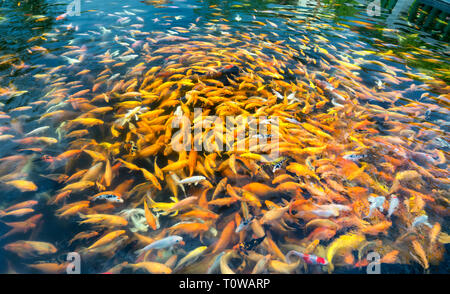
[286,250,328,265]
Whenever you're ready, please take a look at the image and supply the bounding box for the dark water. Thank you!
[0,0,448,274]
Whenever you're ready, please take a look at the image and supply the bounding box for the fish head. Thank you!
[173,236,184,246]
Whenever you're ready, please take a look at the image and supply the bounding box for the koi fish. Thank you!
[387,194,399,218]
[342,153,367,162]
[286,250,328,265]
[3,241,57,258]
[176,175,206,186]
[207,252,226,274]
[135,235,184,255]
[235,215,256,233]
[411,215,432,229]
[174,246,208,271]
[233,234,266,255]
[91,192,124,203]
[365,196,385,218]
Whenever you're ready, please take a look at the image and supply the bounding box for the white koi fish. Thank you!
[342,153,367,162]
[177,176,206,186]
[298,208,339,218]
[118,54,138,62]
[365,196,385,218]
[135,235,184,255]
[387,194,399,218]
[412,215,432,229]
[314,203,352,212]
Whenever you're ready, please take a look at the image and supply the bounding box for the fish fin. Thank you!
[146,195,157,208]
[159,211,170,216]
[134,248,144,255]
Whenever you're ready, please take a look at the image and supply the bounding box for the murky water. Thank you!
[0,0,448,274]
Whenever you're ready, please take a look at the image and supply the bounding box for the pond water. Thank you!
[0,0,448,274]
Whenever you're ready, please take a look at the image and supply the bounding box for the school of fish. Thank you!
[0,0,449,274]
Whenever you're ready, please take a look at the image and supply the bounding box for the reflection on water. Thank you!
[0,0,448,274]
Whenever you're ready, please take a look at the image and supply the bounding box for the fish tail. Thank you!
[146,196,157,208]
[113,116,126,127]
[77,212,87,219]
